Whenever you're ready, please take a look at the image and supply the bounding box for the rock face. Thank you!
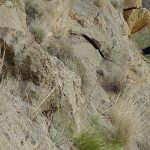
[0,81,59,150]
[124,0,142,9]
[0,0,150,150]
[123,0,150,37]
[123,8,150,35]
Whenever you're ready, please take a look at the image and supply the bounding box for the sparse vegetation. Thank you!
[1,0,150,150]
[29,20,48,44]
[71,116,122,150]
[73,130,122,150]
[110,93,145,148]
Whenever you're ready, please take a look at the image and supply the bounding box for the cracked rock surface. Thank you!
[0,0,150,150]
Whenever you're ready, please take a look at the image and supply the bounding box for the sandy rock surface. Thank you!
[0,0,150,150]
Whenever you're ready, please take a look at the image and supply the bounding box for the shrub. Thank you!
[29,20,48,44]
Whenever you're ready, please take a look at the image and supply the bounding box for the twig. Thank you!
[88,79,98,101]
[32,85,58,120]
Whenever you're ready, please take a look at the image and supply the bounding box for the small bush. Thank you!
[30,20,48,44]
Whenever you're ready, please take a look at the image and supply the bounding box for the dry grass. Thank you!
[31,85,58,120]
[110,93,145,149]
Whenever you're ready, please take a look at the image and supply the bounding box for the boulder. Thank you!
[123,0,142,9]
[123,8,150,36]
[0,0,26,33]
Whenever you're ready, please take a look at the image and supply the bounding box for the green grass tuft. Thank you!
[30,20,47,44]
[73,130,123,150]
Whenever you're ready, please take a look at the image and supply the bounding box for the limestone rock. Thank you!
[0,0,26,33]
[0,80,59,150]
[0,0,150,150]
[123,8,150,35]
[123,0,142,9]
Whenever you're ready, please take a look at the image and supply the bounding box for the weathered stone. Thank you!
[123,0,142,9]
[1,0,150,150]
[123,8,150,36]
[0,1,26,33]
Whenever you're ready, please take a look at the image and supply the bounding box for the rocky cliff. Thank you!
[0,0,150,150]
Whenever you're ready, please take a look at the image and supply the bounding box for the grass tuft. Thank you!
[29,20,48,44]
[73,130,122,150]
[73,116,122,150]
[110,93,145,148]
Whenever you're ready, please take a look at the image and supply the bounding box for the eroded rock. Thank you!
[123,0,142,9]
[0,0,150,150]
[123,8,150,36]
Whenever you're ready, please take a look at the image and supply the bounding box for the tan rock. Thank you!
[0,1,26,32]
[123,8,150,36]
[123,0,142,9]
